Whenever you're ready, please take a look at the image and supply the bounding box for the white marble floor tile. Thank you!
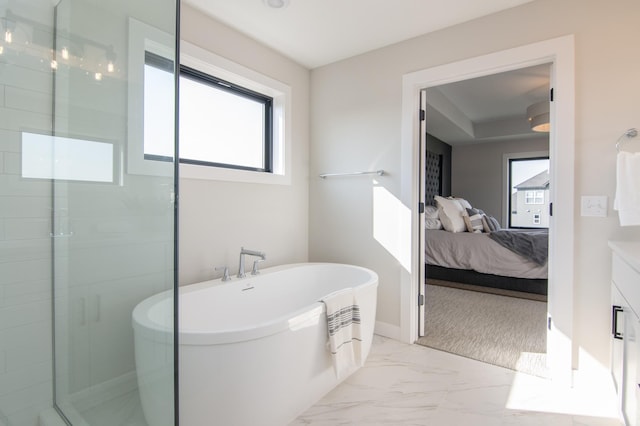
[291,335,623,426]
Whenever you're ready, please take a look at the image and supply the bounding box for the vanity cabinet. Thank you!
[610,241,640,426]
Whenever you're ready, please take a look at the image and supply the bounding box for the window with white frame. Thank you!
[127,19,291,185]
[525,190,545,205]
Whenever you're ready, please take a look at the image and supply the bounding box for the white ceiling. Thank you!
[184,0,534,69]
[426,64,551,145]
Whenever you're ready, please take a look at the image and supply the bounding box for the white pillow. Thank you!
[434,195,467,233]
[454,197,472,210]
[425,218,443,230]
[424,205,439,219]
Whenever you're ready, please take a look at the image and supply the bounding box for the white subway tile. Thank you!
[0,361,51,397]
[0,175,51,198]
[0,196,50,219]
[0,129,21,152]
[0,300,50,329]
[2,280,49,308]
[0,258,50,286]
[6,398,53,426]
[0,240,51,264]
[0,380,51,416]
[2,152,20,175]
[0,64,52,96]
[4,218,51,240]
[0,220,5,241]
[0,152,3,174]
[0,108,51,133]
[1,322,52,372]
[4,86,52,116]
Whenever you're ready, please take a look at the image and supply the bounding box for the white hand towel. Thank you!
[321,288,362,380]
[614,151,640,226]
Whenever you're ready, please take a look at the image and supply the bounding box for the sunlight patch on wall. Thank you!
[373,181,411,271]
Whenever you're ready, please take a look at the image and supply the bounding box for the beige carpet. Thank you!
[417,284,548,378]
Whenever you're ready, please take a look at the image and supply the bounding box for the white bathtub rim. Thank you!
[132,262,378,346]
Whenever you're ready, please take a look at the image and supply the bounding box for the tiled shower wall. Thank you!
[0,5,56,426]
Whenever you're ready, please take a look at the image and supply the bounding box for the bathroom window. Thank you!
[128,19,292,185]
[144,52,274,173]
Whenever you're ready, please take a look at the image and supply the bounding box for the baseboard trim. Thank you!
[375,321,401,340]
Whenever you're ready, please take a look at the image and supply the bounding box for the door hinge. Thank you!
[420,109,426,121]
[419,202,425,214]
[550,87,554,102]
[548,316,552,330]
[549,202,553,216]
[418,294,425,306]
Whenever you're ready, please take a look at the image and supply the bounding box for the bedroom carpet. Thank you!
[417,284,548,378]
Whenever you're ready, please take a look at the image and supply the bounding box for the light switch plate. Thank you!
[581,195,608,217]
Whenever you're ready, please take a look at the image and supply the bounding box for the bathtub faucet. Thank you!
[238,247,266,278]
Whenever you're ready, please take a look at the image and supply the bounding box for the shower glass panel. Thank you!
[51,0,177,425]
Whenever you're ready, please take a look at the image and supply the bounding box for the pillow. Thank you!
[425,218,443,230]
[453,197,472,210]
[488,216,502,231]
[434,195,467,233]
[463,208,484,233]
[424,205,439,219]
[481,215,492,233]
[482,215,502,232]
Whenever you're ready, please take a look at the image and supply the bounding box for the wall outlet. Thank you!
[581,195,608,217]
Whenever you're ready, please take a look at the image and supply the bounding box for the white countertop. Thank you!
[609,241,640,273]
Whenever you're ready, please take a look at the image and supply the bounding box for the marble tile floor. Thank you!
[291,335,623,426]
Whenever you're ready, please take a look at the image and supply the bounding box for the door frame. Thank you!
[400,35,575,385]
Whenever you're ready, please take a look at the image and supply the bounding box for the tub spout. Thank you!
[238,247,266,278]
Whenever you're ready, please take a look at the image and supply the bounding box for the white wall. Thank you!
[178,5,310,285]
[309,0,640,368]
[451,137,549,224]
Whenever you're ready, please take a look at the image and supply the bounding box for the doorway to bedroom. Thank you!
[416,64,552,378]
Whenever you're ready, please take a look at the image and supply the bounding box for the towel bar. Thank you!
[319,170,385,179]
[616,128,638,152]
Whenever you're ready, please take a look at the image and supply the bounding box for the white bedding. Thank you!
[425,229,548,279]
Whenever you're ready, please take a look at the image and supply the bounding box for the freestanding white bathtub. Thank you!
[132,263,378,426]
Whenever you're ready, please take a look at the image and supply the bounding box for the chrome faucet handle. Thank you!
[251,259,265,275]
[215,266,231,281]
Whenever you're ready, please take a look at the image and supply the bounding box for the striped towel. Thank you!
[321,288,362,379]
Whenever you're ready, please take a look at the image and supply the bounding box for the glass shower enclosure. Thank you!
[51,1,178,424]
[0,0,178,425]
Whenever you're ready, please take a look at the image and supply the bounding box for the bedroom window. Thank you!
[508,156,549,229]
[144,51,273,172]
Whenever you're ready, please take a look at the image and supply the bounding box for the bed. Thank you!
[425,229,548,296]
[423,194,548,296]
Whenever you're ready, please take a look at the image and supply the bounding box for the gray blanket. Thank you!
[488,230,548,266]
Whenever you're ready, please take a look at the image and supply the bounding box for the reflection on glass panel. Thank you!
[22,132,114,182]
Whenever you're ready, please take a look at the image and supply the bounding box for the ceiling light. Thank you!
[263,0,289,8]
[526,101,550,132]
